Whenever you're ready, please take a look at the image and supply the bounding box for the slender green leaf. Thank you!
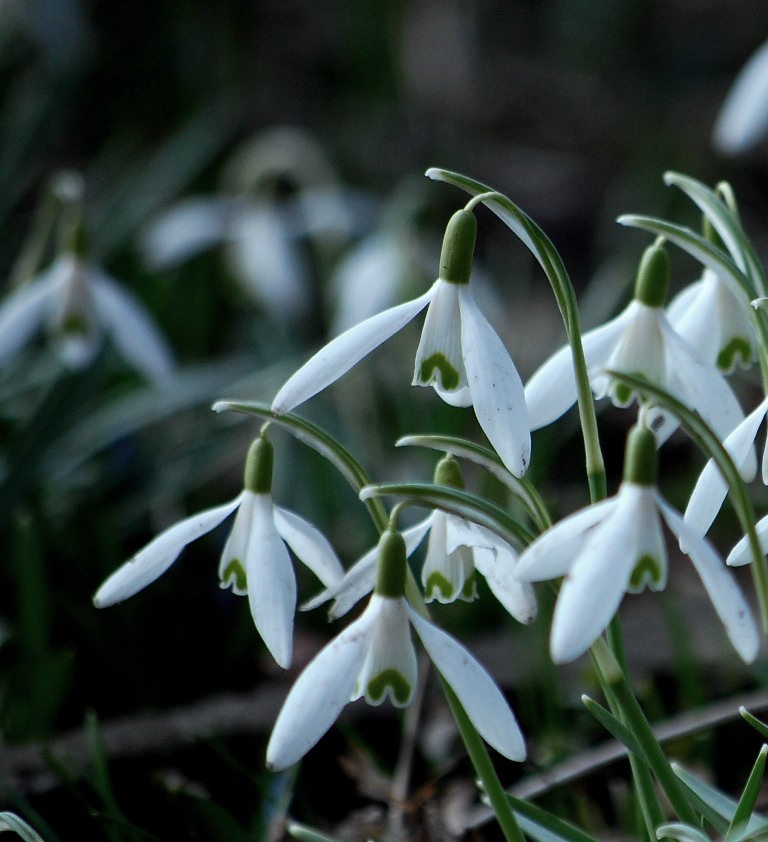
[726,745,768,841]
[505,793,599,842]
[288,822,347,842]
[741,707,768,741]
[581,695,644,759]
[655,822,709,842]
[0,813,47,842]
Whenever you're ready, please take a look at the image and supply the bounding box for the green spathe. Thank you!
[439,209,476,285]
[374,530,407,598]
[433,453,464,489]
[244,436,273,493]
[623,425,657,487]
[633,243,669,308]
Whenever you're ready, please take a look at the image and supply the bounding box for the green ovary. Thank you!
[221,558,247,592]
[419,353,459,390]
[366,669,412,705]
[629,554,663,591]
[717,337,752,371]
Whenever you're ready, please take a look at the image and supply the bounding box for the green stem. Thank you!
[440,680,526,842]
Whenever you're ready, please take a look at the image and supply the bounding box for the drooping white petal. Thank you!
[550,485,658,663]
[245,494,297,669]
[659,497,760,662]
[726,513,768,567]
[273,506,344,587]
[266,607,376,770]
[142,198,235,269]
[458,286,530,477]
[473,545,537,624]
[356,595,417,706]
[413,280,471,406]
[515,498,617,582]
[272,282,438,414]
[684,397,768,538]
[0,262,67,361]
[408,605,526,761]
[301,517,433,618]
[713,39,768,154]
[94,495,242,607]
[89,271,175,382]
[524,306,634,430]
[422,512,475,602]
[219,491,256,594]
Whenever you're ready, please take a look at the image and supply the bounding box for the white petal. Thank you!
[713,39,768,154]
[458,287,530,477]
[265,608,375,770]
[89,272,175,381]
[524,307,633,430]
[684,397,768,537]
[550,485,657,663]
[245,495,297,668]
[274,506,344,587]
[142,198,234,268]
[219,492,256,594]
[0,263,65,361]
[422,512,475,603]
[94,495,242,607]
[726,513,768,567]
[515,498,617,581]
[659,497,760,662]
[408,606,526,761]
[474,546,537,624]
[272,282,437,414]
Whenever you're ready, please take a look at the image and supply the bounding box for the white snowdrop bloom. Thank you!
[94,438,343,669]
[667,268,756,372]
[516,426,759,664]
[525,243,745,441]
[685,397,768,538]
[0,253,173,380]
[266,530,526,770]
[713,39,768,154]
[273,209,531,477]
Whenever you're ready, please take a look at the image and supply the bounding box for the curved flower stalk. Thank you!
[94,436,343,669]
[525,242,745,442]
[713,39,768,155]
[667,268,757,372]
[516,425,759,664]
[0,252,174,381]
[266,529,526,770]
[272,208,530,477]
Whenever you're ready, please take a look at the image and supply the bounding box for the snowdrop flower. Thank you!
[685,396,768,538]
[525,242,745,440]
[266,528,526,770]
[516,425,759,664]
[94,436,344,669]
[713,39,768,154]
[667,268,756,372]
[0,251,173,381]
[273,209,531,477]
[305,454,536,623]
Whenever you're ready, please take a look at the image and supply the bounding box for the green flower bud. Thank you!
[633,243,669,308]
[622,424,657,487]
[374,529,407,598]
[439,209,477,285]
[243,436,273,493]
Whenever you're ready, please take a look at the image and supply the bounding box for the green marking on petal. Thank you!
[628,554,663,591]
[367,669,412,706]
[460,569,478,601]
[419,353,460,390]
[717,337,752,371]
[59,314,89,336]
[613,381,633,406]
[221,558,247,593]
[425,571,455,601]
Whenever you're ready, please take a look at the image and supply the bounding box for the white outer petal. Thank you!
[265,607,375,770]
[94,495,242,607]
[473,546,537,624]
[515,498,617,581]
[89,272,175,381]
[0,263,66,361]
[659,497,760,662]
[219,492,256,592]
[550,485,655,663]
[458,286,530,477]
[274,506,344,587]
[272,282,437,413]
[726,513,768,567]
[246,495,297,669]
[684,397,768,537]
[524,307,634,430]
[713,39,768,154]
[408,606,526,761]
